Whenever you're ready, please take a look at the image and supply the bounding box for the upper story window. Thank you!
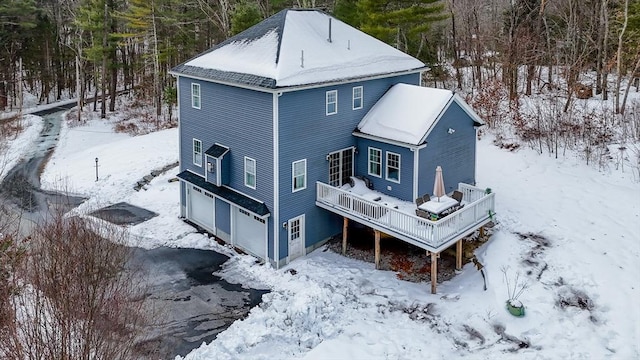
[244,157,256,189]
[326,90,337,115]
[292,159,307,192]
[386,151,400,183]
[191,83,201,109]
[193,139,202,167]
[368,147,381,177]
[352,86,363,110]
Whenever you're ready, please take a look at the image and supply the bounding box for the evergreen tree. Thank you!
[230,1,263,35]
[355,0,448,62]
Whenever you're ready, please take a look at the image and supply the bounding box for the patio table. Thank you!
[418,194,458,215]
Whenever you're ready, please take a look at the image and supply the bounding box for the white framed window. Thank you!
[352,86,363,110]
[386,151,400,183]
[326,90,337,115]
[292,159,307,192]
[193,138,202,167]
[368,147,382,177]
[244,157,256,189]
[191,83,201,109]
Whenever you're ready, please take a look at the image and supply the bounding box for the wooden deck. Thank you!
[316,181,495,294]
[316,182,495,254]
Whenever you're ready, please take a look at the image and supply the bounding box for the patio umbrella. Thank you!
[433,166,445,201]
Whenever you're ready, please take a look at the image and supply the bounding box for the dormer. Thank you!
[204,143,230,186]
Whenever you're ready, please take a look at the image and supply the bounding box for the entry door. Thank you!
[328,148,354,187]
[288,215,305,261]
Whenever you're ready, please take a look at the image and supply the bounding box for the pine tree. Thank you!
[355,0,448,61]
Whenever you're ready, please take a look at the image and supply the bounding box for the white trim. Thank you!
[411,147,419,200]
[292,159,307,192]
[191,82,201,109]
[367,147,382,178]
[176,76,182,172]
[244,156,257,189]
[169,68,426,94]
[385,151,401,183]
[273,92,280,268]
[352,86,363,110]
[353,131,427,150]
[192,138,202,167]
[326,90,337,115]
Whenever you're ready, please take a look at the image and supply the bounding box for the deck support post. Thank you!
[431,251,438,294]
[456,240,463,270]
[342,217,349,255]
[374,230,381,270]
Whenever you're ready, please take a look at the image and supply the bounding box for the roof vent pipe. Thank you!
[328,18,332,43]
[300,50,304,68]
[348,39,350,50]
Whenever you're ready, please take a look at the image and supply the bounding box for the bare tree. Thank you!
[2,213,149,360]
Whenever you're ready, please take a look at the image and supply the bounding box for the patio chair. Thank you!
[422,194,430,203]
[415,197,425,206]
[415,209,430,219]
[452,190,463,203]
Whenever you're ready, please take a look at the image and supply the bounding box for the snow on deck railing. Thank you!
[316,181,495,249]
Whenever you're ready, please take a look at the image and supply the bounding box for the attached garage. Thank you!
[178,171,271,263]
[188,186,215,231]
[234,207,267,258]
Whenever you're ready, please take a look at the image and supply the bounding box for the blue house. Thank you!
[171,9,495,291]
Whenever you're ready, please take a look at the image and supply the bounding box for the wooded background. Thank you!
[1,0,639,119]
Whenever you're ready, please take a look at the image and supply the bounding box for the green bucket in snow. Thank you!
[506,300,525,317]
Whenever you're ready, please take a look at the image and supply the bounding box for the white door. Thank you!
[328,148,354,187]
[189,186,214,230]
[288,215,305,261]
[235,208,266,258]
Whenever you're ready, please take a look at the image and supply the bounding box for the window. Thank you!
[368,147,382,177]
[193,139,202,167]
[326,90,337,115]
[292,159,307,192]
[386,152,400,183]
[352,86,363,110]
[191,83,201,109]
[244,157,256,189]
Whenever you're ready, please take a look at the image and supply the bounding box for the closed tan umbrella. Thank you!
[433,166,445,201]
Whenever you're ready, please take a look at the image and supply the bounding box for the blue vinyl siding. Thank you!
[178,78,274,207]
[276,73,420,258]
[418,101,477,196]
[215,198,231,235]
[355,138,414,201]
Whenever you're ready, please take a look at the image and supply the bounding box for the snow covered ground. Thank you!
[5,108,640,359]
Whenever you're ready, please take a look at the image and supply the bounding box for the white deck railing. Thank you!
[316,181,495,250]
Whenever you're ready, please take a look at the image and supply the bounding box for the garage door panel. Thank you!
[235,208,265,258]
[189,187,214,230]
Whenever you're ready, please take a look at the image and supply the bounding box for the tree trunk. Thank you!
[615,0,629,114]
[620,54,640,115]
[101,2,108,119]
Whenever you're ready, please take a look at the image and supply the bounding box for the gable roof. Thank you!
[354,84,485,146]
[171,9,425,89]
[205,144,229,158]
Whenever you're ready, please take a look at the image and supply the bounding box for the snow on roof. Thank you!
[179,9,425,88]
[356,84,454,145]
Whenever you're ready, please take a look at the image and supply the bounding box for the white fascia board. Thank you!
[352,131,427,150]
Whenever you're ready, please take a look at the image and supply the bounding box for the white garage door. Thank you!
[235,208,266,258]
[189,186,214,230]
